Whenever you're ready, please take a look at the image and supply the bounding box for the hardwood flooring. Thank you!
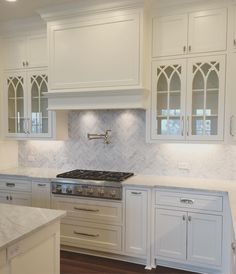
[61,251,196,274]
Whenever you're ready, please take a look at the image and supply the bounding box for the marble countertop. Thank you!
[0,203,66,251]
[0,167,64,180]
[1,167,236,238]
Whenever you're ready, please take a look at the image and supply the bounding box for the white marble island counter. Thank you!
[0,203,65,274]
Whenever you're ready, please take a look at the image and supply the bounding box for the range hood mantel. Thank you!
[44,88,148,110]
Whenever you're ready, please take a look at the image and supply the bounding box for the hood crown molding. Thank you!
[38,0,145,21]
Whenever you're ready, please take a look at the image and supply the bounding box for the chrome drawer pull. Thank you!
[73,207,99,212]
[73,231,99,238]
[180,198,194,204]
[38,184,47,187]
[131,192,142,195]
[6,183,15,188]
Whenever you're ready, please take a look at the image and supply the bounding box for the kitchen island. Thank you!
[0,203,65,274]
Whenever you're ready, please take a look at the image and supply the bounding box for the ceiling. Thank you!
[0,0,76,23]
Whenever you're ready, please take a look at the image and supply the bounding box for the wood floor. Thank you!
[61,251,196,274]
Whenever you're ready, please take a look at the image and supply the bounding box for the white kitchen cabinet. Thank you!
[151,59,186,140]
[153,8,227,57]
[152,15,188,57]
[150,55,225,141]
[32,181,51,208]
[125,188,148,257]
[5,69,52,138]
[48,11,141,91]
[155,209,187,261]
[0,191,31,206]
[186,55,225,141]
[154,189,223,270]
[5,69,67,139]
[228,53,236,141]
[187,213,222,266]
[3,34,47,70]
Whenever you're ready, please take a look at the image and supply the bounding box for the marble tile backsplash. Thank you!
[19,110,236,180]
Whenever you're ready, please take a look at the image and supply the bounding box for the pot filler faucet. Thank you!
[87,130,112,144]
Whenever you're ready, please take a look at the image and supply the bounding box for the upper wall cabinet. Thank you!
[153,8,227,57]
[47,10,142,91]
[3,35,47,70]
[150,55,225,141]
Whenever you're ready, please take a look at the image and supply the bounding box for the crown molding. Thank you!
[38,0,145,22]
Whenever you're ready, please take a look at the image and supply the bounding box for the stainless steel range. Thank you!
[51,169,134,200]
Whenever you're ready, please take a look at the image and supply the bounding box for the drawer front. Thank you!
[0,179,31,192]
[61,220,122,253]
[155,190,223,212]
[52,197,122,225]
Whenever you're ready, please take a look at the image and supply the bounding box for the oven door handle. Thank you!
[73,207,100,213]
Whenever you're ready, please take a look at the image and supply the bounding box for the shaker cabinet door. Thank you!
[152,14,188,57]
[188,9,227,54]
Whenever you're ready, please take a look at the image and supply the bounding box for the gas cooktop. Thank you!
[56,169,134,182]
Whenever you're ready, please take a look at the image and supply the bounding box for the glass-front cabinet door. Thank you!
[6,72,27,137]
[187,56,225,141]
[28,70,51,137]
[151,59,186,140]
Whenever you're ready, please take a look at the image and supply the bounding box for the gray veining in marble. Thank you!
[18,110,236,180]
[0,203,65,250]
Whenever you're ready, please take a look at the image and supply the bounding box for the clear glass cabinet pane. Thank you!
[30,74,49,134]
[155,63,182,136]
[7,76,24,134]
[191,61,220,136]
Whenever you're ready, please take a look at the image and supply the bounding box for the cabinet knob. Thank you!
[188,45,192,52]
[23,62,25,67]
[26,61,29,67]
[188,216,192,222]
[234,39,236,47]
[10,196,12,201]
[182,215,186,221]
[6,196,9,201]
[183,46,186,53]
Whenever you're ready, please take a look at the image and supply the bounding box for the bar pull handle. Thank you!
[230,115,235,137]
[181,116,184,136]
[73,231,99,238]
[131,192,142,195]
[6,183,15,188]
[73,207,99,213]
[180,198,194,205]
[186,116,190,136]
[38,184,47,187]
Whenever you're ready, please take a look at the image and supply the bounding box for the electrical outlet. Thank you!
[178,162,190,170]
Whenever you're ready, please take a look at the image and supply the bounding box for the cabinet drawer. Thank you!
[155,190,223,212]
[0,179,31,192]
[52,197,122,225]
[0,249,6,269]
[61,220,122,253]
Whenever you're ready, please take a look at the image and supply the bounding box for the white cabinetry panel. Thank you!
[155,209,187,261]
[187,213,222,266]
[49,13,141,90]
[32,182,51,208]
[27,35,47,68]
[188,9,227,54]
[152,15,188,57]
[125,189,148,257]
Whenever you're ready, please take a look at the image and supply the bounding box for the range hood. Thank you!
[45,88,149,110]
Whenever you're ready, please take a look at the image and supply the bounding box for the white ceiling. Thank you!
[0,0,76,23]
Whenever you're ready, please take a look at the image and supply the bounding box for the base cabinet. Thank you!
[155,189,223,270]
[125,188,148,258]
[155,209,187,261]
[32,181,51,208]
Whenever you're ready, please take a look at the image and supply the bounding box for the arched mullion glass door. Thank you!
[188,56,225,140]
[29,72,49,136]
[7,74,26,134]
[152,59,186,140]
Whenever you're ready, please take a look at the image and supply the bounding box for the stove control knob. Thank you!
[98,189,105,196]
[66,186,73,194]
[88,189,94,195]
[55,185,62,193]
[77,187,83,194]
[110,190,116,198]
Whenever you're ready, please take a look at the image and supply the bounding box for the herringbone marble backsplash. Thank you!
[19,110,236,180]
